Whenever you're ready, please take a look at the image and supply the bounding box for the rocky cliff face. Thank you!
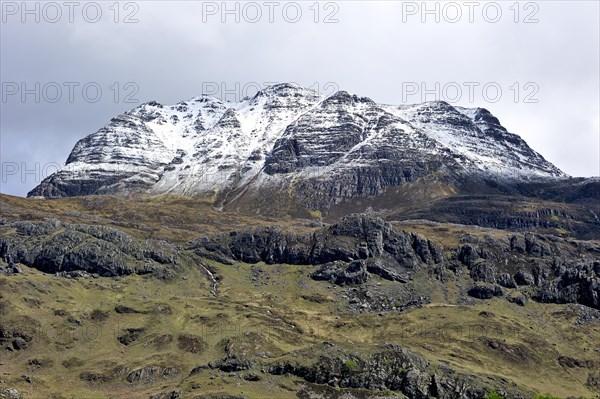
[28,83,567,205]
[192,214,600,311]
[384,101,564,178]
[0,219,179,278]
[3,213,597,311]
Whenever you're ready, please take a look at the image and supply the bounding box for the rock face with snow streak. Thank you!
[28,83,566,204]
[384,101,563,177]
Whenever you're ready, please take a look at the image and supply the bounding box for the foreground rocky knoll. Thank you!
[266,343,530,399]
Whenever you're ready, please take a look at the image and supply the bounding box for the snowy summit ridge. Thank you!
[29,83,566,200]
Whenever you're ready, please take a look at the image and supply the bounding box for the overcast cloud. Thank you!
[1,0,599,196]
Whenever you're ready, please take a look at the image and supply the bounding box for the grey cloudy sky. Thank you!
[1,0,599,196]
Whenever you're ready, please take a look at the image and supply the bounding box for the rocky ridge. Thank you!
[193,214,600,311]
[28,84,567,208]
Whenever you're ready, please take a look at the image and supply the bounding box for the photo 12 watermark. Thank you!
[1,82,140,104]
[199,1,340,23]
[0,161,332,191]
[1,1,140,23]
[400,81,540,104]
[399,1,540,24]
[2,162,62,186]
[200,81,339,102]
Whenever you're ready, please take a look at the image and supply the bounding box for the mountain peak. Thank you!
[323,90,375,106]
[28,84,567,200]
[252,82,317,99]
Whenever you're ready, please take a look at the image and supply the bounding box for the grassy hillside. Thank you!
[1,193,599,399]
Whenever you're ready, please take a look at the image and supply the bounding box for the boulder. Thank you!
[468,284,503,299]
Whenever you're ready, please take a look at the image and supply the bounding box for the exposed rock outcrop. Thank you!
[267,343,530,399]
[0,220,179,277]
[193,214,600,310]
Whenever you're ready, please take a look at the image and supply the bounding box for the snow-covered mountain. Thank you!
[28,83,566,202]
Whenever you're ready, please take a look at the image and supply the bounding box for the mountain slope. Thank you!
[28,84,567,203]
[1,193,599,399]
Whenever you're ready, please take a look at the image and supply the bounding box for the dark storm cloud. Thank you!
[1,1,598,196]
